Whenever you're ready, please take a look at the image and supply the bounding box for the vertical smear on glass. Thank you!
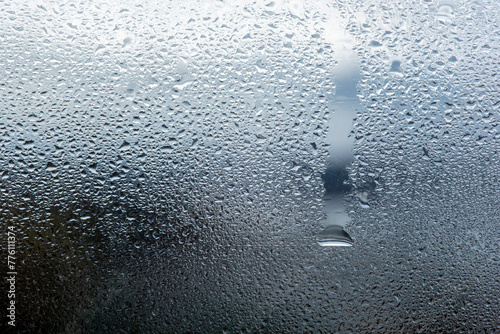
[318,9,361,247]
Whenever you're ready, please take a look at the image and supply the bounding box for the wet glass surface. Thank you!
[1,0,499,332]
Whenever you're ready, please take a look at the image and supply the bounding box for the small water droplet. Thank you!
[390,60,403,73]
[46,162,57,172]
[122,37,133,47]
[436,4,454,23]
[119,140,130,150]
[356,191,370,208]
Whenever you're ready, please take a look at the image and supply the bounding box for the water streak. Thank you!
[318,23,361,247]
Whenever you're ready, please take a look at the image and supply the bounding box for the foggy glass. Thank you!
[1,0,498,332]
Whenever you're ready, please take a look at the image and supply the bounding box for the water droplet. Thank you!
[436,4,454,23]
[122,37,133,48]
[119,140,130,150]
[390,60,403,73]
[317,225,353,247]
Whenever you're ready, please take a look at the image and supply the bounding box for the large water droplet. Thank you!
[317,225,353,247]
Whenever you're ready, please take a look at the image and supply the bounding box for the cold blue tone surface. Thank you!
[0,0,499,332]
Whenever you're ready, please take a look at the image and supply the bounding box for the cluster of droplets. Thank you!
[334,0,500,332]
[1,0,499,332]
[0,0,339,332]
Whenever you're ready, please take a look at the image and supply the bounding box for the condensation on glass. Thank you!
[0,0,498,332]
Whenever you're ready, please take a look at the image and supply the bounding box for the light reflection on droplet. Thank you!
[317,225,353,247]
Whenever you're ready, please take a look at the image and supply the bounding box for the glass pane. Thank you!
[1,0,498,332]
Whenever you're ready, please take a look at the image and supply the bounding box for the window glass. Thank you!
[1,0,498,332]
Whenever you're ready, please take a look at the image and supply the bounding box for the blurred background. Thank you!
[1,0,498,332]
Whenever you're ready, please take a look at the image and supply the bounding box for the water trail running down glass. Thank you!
[318,25,361,247]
